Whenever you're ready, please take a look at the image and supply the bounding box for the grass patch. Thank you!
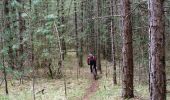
[0,78,89,100]
[92,78,122,100]
[91,77,151,100]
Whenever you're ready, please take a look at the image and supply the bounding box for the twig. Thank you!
[36,89,45,95]
[0,79,4,86]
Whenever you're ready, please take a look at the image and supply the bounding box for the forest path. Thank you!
[81,79,99,100]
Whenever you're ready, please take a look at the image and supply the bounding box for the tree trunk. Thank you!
[61,0,66,59]
[110,0,117,85]
[74,0,78,57]
[96,0,102,73]
[1,36,8,95]
[54,22,67,96]
[17,0,25,84]
[29,1,35,99]
[1,1,8,95]
[106,0,112,62]
[79,0,84,67]
[121,0,134,98]
[4,0,14,70]
[88,0,95,55]
[148,0,166,100]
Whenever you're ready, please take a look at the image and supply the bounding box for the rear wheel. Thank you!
[92,66,97,80]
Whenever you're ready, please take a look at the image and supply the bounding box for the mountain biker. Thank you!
[87,53,97,75]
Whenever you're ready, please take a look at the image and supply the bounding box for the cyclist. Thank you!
[87,53,97,75]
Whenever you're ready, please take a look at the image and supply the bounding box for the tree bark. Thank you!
[1,37,8,95]
[96,0,102,73]
[29,1,36,100]
[121,0,134,98]
[74,0,78,57]
[110,0,117,85]
[54,22,67,96]
[1,1,8,95]
[61,0,66,59]
[87,0,95,55]
[148,0,166,100]
[4,0,14,70]
[17,0,25,84]
[79,0,84,67]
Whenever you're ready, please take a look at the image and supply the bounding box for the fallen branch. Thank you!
[36,89,45,95]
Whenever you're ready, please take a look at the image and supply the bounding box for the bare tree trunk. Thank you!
[17,0,25,84]
[54,22,67,96]
[61,0,66,59]
[1,37,8,95]
[29,1,35,99]
[110,0,117,85]
[106,0,112,62]
[96,0,102,73]
[87,0,95,55]
[74,0,80,79]
[32,32,35,100]
[74,0,78,57]
[79,0,84,67]
[148,0,166,100]
[4,0,14,70]
[1,1,8,95]
[121,0,134,98]
[56,0,66,78]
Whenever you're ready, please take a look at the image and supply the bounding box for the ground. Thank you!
[0,68,170,100]
[0,53,170,100]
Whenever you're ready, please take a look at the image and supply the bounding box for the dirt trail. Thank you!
[82,80,99,100]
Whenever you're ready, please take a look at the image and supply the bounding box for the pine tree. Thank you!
[148,0,166,99]
[121,0,134,98]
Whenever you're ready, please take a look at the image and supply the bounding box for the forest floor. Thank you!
[82,79,99,100]
[0,52,170,100]
[1,67,169,100]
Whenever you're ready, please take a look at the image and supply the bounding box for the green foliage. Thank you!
[1,47,8,56]
[12,44,19,50]
[0,63,3,70]
[45,14,58,21]
[11,0,22,8]
[32,0,42,6]
[36,27,51,35]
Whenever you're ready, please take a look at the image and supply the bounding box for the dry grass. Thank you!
[0,52,169,100]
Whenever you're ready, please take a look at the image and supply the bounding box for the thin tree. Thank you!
[79,0,84,67]
[74,0,78,57]
[95,0,102,73]
[1,37,8,95]
[17,0,25,84]
[110,0,117,85]
[74,0,80,79]
[54,22,67,96]
[87,0,95,55]
[29,0,35,99]
[1,1,9,95]
[121,0,134,98]
[61,0,66,59]
[4,0,14,70]
[56,0,65,77]
[148,0,166,100]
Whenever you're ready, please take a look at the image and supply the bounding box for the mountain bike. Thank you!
[92,65,97,80]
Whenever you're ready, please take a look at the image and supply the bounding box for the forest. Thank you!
[0,0,170,100]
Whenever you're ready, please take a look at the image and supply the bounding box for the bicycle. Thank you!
[92,65,97,80]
